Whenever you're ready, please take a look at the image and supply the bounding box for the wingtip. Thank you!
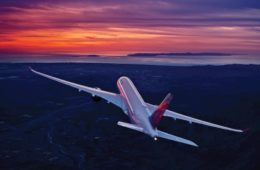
[190,142,199,147]
[29,66,36,73]
[242,128,250,133]
[185,139,199,147]
[234,128,249,133]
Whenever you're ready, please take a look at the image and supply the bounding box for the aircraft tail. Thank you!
[150,93,173,128]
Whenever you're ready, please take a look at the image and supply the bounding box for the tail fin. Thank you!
[150,93,173,128]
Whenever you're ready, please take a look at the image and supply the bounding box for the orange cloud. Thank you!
[0,2,260,55]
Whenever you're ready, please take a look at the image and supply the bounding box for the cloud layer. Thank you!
[0,0,260,55]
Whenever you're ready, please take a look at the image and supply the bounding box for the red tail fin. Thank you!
[150,93,173,128]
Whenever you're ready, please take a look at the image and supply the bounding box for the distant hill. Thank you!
[127,52,232,57]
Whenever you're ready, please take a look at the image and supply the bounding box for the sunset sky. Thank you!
[0,0,260,55]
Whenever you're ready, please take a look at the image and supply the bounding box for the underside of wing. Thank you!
[30,68,123,108]
[146,103,244,133]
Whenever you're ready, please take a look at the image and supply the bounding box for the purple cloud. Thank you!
[0,0,260,54]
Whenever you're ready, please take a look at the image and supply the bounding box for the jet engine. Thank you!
[91,87,102,102]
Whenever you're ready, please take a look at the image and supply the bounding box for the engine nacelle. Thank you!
[91,87,102,102]
[92,95,102,102]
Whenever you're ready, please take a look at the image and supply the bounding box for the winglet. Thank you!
[29,67,40,75]
[29,66,35,72]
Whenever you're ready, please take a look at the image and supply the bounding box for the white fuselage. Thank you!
[117,76,157,137]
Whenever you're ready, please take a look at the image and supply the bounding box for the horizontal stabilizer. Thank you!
[117,121,144,132]
[156,130,198,147]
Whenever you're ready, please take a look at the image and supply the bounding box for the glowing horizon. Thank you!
[0,1,260,55]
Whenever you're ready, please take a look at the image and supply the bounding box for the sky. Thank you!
[0,0,260,56]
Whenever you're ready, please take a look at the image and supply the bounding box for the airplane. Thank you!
[30,67,245,147]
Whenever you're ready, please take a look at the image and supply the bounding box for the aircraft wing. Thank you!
[30,68,123,108]
[146,103,244,133]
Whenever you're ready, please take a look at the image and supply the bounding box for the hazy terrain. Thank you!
[0,54,259,66]
[0,63,259,170]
